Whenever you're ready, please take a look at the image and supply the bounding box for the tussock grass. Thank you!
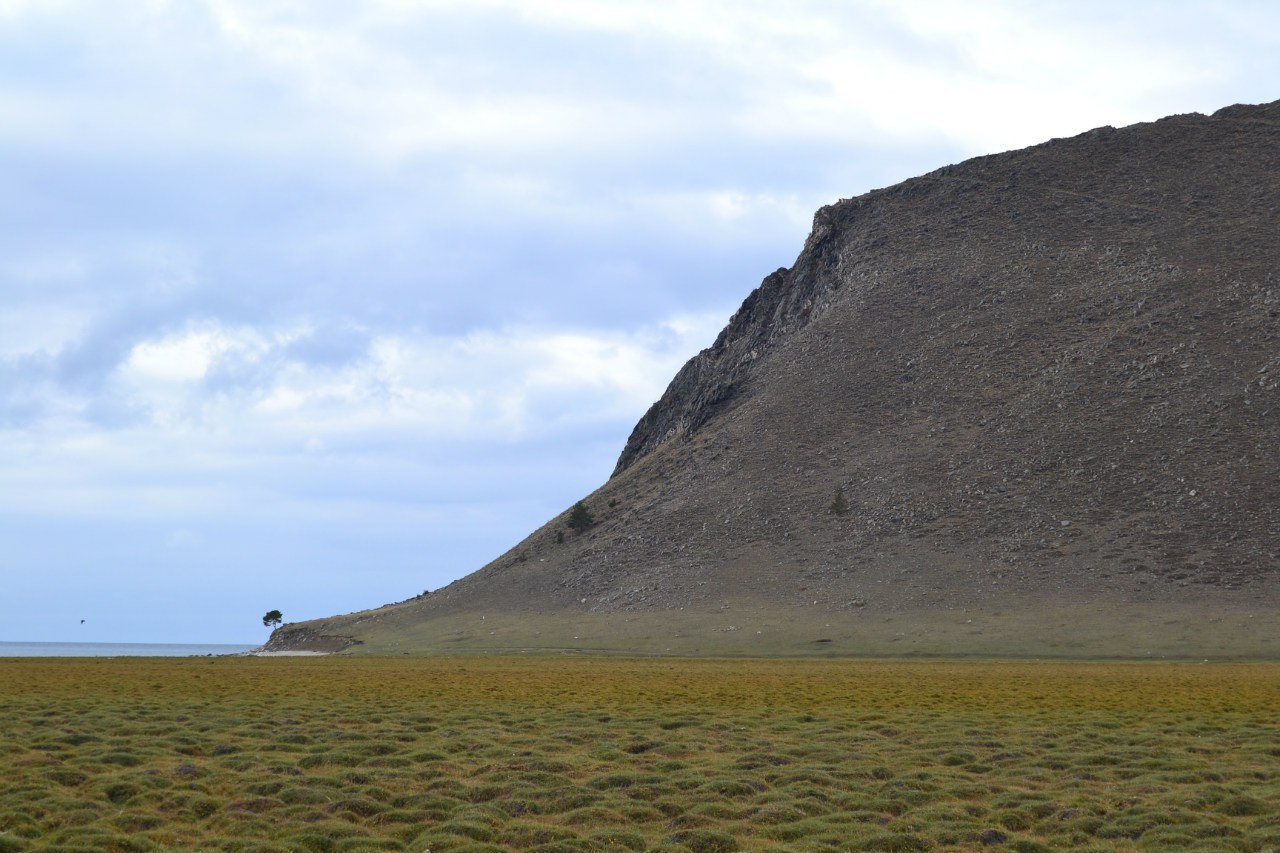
[0,656,1277,850]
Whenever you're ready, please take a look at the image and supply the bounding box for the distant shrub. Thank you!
[567,501,595,533]
[829,487,849,515]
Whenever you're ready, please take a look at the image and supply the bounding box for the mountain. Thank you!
[269,100,1280,659]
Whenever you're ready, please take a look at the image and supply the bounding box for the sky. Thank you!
[2,0,1277,644]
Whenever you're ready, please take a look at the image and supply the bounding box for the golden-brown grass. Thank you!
[1,656,1277,851]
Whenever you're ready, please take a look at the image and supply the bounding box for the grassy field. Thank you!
[2,657,1277,852]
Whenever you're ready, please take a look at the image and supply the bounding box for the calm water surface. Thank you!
[0,641,257,657]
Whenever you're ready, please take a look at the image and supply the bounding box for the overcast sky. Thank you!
[3,1,1277,644]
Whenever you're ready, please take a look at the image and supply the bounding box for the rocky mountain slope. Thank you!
[269,100,1280,658]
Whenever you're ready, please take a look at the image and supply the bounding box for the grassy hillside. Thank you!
[278,597,1280,660]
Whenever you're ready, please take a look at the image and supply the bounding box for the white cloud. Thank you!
[122,326,268,383]
[0,311,727,514]
[637,189,816,239]
[238,313,726,442]
[6,0,1272,193]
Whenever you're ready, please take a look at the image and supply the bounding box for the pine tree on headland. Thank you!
[829,487,849,516]
[567,500,595,533]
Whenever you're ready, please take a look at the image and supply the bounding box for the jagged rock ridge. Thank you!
[617,102,1279,477]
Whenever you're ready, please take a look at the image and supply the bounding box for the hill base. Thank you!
[278,599,1278,660]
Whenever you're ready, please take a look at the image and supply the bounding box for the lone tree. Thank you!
[567,500,595,533]
[829,487,850,515]
[262,609,283,629]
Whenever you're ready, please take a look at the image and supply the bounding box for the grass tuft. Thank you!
[666,828,739,851]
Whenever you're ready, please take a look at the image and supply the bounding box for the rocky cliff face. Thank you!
[274,100,1280,658]
[613,210,862,475]
[616,102,1280,479]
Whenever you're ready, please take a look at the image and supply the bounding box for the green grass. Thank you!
[1,657,1277,850]
[310,600,1280,660]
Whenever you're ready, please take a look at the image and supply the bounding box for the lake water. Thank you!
[0,641,258,657]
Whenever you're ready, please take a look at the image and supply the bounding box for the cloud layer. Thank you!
[2,0,1278,641]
